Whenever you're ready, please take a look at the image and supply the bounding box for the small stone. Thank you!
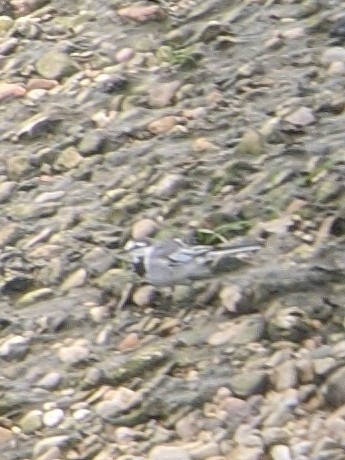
[149,445,191,460]
[118,333,140,351]
[35,447,62,460]
[17,288,53,306]
[0,426,13,445]
[0,82,26,100]
[313,357,337,376]
[324,366,345,407]
[78,131,105,156]
[0,181,16,202]
[54,146,83,171]
[236,129,265,156]
[83,248,115,276]
[35,51,80,80]
[94,387,137,418]
[273,360,297,391]
[147,115,180,134]
[296,358,314,383]
[35,372,63,390]
[33,435,70,457]
[148,80,180,108]
[0,15,13,34]
[73,408,91,421]
[321,47,345,65]
[229,371,268,397]
[175,411,200,441]
[230,446,264,460]
[132,285,156,307]
[270,445,292,460]
[116,47,135,62]
[330,15,345,38]
[208,315,265,346]
[115,426,138,443]
[43,408,64,427]
[27,78,59,90]
[60,268,87,292]
[132,218,158,239]
[192,137,220,152]
[148,173,186,197]
[6,154,33,179]
[19,410,43,434]
[219,284,243,313]
[117,5,165,22]
[0,335,30,359]
[0,223,22,246]
[57,341,89,365]
[327,60,345,75]
[89,306,110,324]
[188,442,219,459]
[34,191,65,203]
[284,106,315,126]
[261,427,289,446]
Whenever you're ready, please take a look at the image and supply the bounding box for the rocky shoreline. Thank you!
[0,0,345,459]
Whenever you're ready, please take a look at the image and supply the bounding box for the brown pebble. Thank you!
[147,115,180,134]
[27,78,59,91]
[118,333,139,351]
[0,83,26,100]
[132,285,156,307]
[115,47,135,63]
[132,218,158,239]
[117,5,165,22]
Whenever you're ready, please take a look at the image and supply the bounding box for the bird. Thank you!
[124,238,261,288]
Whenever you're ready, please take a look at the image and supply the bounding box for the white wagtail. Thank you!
[125,238,261,288]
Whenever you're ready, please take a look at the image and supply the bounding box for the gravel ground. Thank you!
[0,0,345,459]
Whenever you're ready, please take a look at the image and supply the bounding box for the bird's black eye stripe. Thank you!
[132,256,146,277]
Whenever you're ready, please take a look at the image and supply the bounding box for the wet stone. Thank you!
[78,131,105,156]
[324,366,345,407]
[35,50,80,80]
[149,445,191,460]
[19,409,43,434]
[229,371,268,398]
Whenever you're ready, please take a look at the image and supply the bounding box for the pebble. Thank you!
[0,0,344,458]
[284,106,315,126]
[117,5,165,22]
[0,335,30,359]
[147,115,180,134]
[324,366,345,407]
[57,341,90,365]
[33,435,71,457]
[60,268,87,291]
[148,80,180,108]
[19,409,43,434]
[132,285,156,307]
[0,181,16,202]
[175,411,201,441]
[118,332,140,350]
[270,445,292,460]
[35,51,80,80]
[273,360,298,391]
[229,371,268,398]
[0,83,26,100]
[43,408,64,427]
[188,441,220,459]
[116,47,135,63]
[132,218,158,239]
[35,372,63,390]
[149,445,191,460]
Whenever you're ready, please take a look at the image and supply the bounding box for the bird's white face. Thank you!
[124,240,153,278]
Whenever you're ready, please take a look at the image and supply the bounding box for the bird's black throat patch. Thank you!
[132,256,146,277]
